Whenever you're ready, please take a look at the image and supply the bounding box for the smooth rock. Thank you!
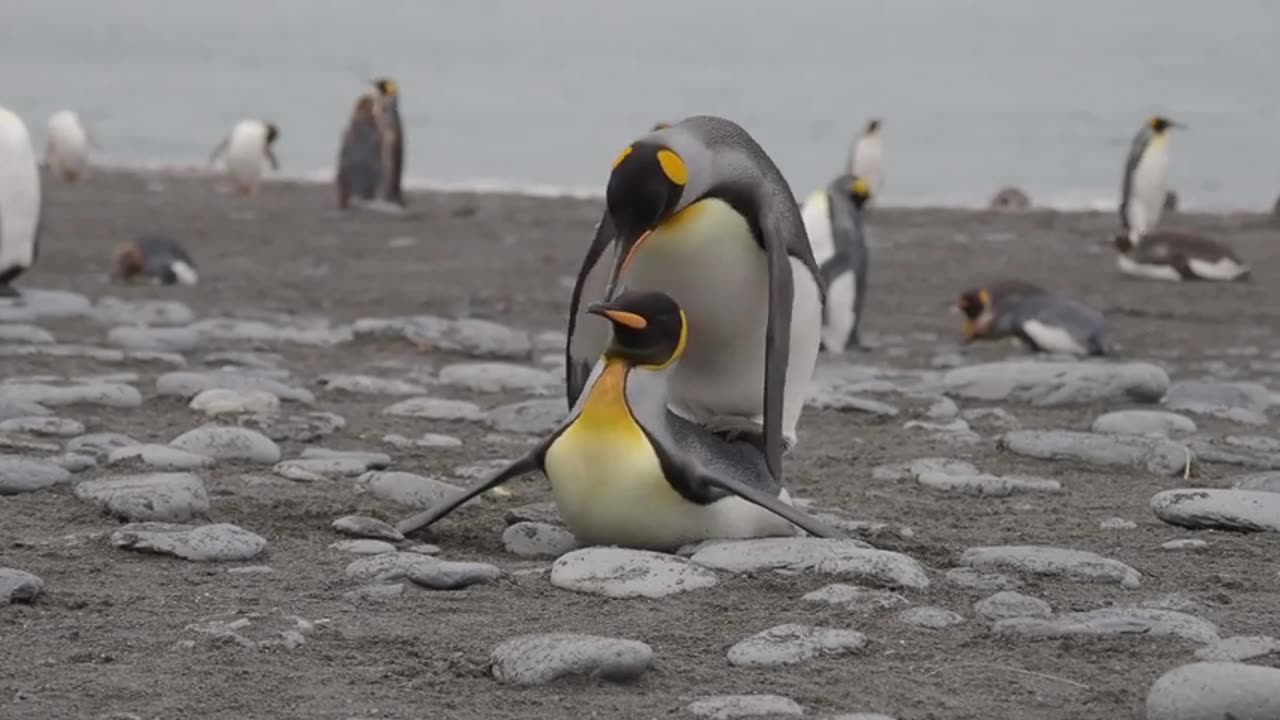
[1100,517,1139,530]
[1151,488,1280,533]
[0,456,72,494]
[974,591,1052,621]
[111,522,267,562]
[942,360,1169,406]
[1000,430,1195,477]
[503,522,578,557]
[383,432,463,449]
[0,323,55,344]
[959,545,1141,588]
[317,373,429,396]
[354,315,531,359]
[0,343,184,366]
[355,471,464,509]
[0,399,51,421]
[551,547,718,598]
[274,456,383,481]
[873,457,980,482]
[242,411,345,442]
[189,388,281,416]
[1164,380,1272,426]
[899,606,964,629]
[802,583,909,611]
[66,432,139,459]
[52,452,97,473]
[331,515,405,542]
[1193,636,1280,662]
[107,325,199,353]
[807,390,901,415]
[961,407,1022,432]
[996,607,1218,643]
[0,567,44,603]
[0,416,84,437]
[727,624,867,667]
[301,447,391,465]
[437,362,558,395]
[0,434,60,453]
[687,695,804,719]
[690,538,929,590]
[407,559,501,590]
[490,633,652,686]
[343,583,405,602]
[381,397,484,422]
[107,444,216,470]
[0,382,141,408]
[1092,410,1198,437]
[1232,472,1280,493]
[330,539,397,555]
[156,371,314,404]
[0,289,91,321]
[74,472,210,522]
[918,471,1061,496]
[1161,539,1209,550]
[1145,661,1280,720]
[1187,437,1280,471]
[202,351,284,369]
[170,425,281,464]
[345,552,436,584]
[190,317,352,346]
[484,399,566,435]
[93,297,194,326]
[946,567,1019,591]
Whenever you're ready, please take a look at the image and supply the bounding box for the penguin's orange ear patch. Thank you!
[657,149,688,186]
[612,145,633,169]
[978,289,992,307]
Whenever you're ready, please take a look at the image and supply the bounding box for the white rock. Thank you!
[690,538,929,590]
[1146,662,1280,719]
[0,456,72,494]
[436,362,557,395]
[1151,488,1280,533]
[550,547,718,598]
[0,416,84,437]
[0,567,44,603]
[111,522,267,562]
[997,607,1218,644]
[490,633,653,686]
[942,360,1169,406]
[382,432,463,449]
[973,591,1052,621]
[170,425,281,464]
[898,606,964,629]
[318,373,429,396]
[687,695,804,719]
[727,624,867,667]
[381,397,484,422]
[484,399,566,435]
[107,444,216,470]
[502,522,578,558]
[189,388,281,415]
[0,324,55,344]
[94,297,195,326]
[1193,636,1280,662]
[801,583,909,611]
[74,473,210,522]
[0,382,141,408]
[999,430,1195,477]
[190,317,352,346]
[959,545,1141,588]
[157,371,313,404]
[1091,410,1198,437]
[106,325,200,352]
[354,471,465,509]
[66,432,139,459]
[330,539,397,555]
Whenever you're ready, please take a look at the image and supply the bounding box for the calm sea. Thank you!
[3,0,1278,210]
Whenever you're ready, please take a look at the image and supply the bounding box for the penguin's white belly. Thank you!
[1187,256,1246,281]
[821,270,857,353]
[852,137,883,196]
[1130,142,1169,234]
[623,198,822,446]
[800,191,834,264]
[0,108,41,272]
[1116,253,1181,281]
[544,362,795,551]
[1019,320,1087,355]
[225,123,267,185]
[47,112,89,178]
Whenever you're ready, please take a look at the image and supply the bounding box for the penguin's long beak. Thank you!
[604,229,653,298]
[587,302,648,329]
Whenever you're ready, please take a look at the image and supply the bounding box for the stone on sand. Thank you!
[727,624,867,667]
[107,444,216,470]
[502,522,578,557]
[1160,539,1209,550]
[170,425,281,464]
[941,360,1169,406]
[185,610,316,650]
[331,515,405,542]
[959,545,1141,588]
[345,552,436,584]
[274,455,384,481]
[317,373,429,396]
[1186,437,1280,471]
[74,472,210,522]
[1150,488,1280,532]
[802,583,909,612]
[898,606,964,629]
[686,695,804,719]
[0,567,44,603]
[484,399,566,435]
[0,382,142,408]
[381,396,484,422]
[0,456,72,494]
[106,325,200,353]
[66,432,139,459]
[406,559,501,590]
[1091,410,1198,437]
[945,567,1019,591]
[689,538,930,590]
[0,323,55,344]
[0,416,85,437]
[1232,471,1280,493]
[0,289,91,322]
[93,297,195,326]
[436,362,558,395]
[156,371,314,404]
[329,539,398,555]
[353,315,532,359]
[0,399,51,421]
[551,547,719,598]
[111,522,267,562]
[242,411,345,442]
[189,388,281,415]
[490,633,652,685]
[1193,636,1280,662]
[999,430,1194,477]
[354,471,464,509]
[996,607,1218,643]
[1145,662,1280,720]
[974,591,1052,621]
[189,317,352,346]
[382,432,463,449]
[1163,380,1272,426]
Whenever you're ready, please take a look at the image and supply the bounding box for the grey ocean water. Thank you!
[3,0,1277,209]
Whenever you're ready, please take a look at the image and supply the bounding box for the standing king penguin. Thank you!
[45,110,92,183]
[374,78,406,208]
[1120,115,1183,242]
[336,78,406,210]
[0,106,43,297]
[209,119,280,197]
[847,118,884,200]
[397,291,841,550]
[564,116,825,489]
[800,174,872,352]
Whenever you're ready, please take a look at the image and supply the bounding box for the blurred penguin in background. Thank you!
[45,110,93,183]
[847,118,884,201]
[0,106,43,297]
[1119,115,1183,242]
[112,234,198,286]
[337,78,406,211]
[209,119,280,197]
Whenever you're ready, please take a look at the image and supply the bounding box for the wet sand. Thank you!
[2,168,1279,720]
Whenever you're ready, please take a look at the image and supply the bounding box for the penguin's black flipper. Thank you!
[693,465,845,539]
[395,451,544,536]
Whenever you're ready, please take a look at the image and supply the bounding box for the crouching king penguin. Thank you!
[1112,230,1250,282]
[800,174,872,352]
[957,280,1111,356]
[1120,115,1183,241]
[564,116,824,492]
[112,234,199,286]
[396,291,841,551]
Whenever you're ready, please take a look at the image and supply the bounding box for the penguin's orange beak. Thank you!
[586,302,648,330]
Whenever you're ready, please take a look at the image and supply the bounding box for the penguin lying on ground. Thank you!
[0,106,43,298]
[800,174,871,352]
[397,291,842,551]
[1120,115,1183,242]
[112,235,198,286]
[209,120,280,197]
[957,280,1110,356]
[565,116,824,491]
[1113,231,1250,282]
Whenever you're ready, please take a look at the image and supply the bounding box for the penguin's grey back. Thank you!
[338,113,383,202]
[1001,291,1109,355]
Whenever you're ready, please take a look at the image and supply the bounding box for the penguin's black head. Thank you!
[866,118,881,134]
[265,123,280,144]
[373,78,399,97]
[604,139,688,280]
[588,291,687,369]
[1148,116,1181,133]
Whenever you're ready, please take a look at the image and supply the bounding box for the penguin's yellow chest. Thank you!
[543,360,692,548]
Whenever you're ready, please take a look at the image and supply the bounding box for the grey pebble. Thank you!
[946,567,1020,591]
[405,544,441,555]
[999,430,1195,477]
[0,288,91,321]
[502,521,578,558]
[202,351,284,369]
[345,552,436,584]
[801,583,909,611]
[959,545,1141,588]
[1185,437,1280,471]
[354,471,465,509]
[226,565,274,575]
[330,539,397,555]
[974,591,1052,621]
[1145,662,1280,720]
[0,567,44,603]
[74,472,210,522]
[899,606,964,629]
[170,425,281,464]
[1164,380,1272,426]
[317,373,429,396]
[686,695,804,719]
[961,407,1021,432]
[689,538,929,590]
[156,370,314,404]
[66,432,139,459]
[0,416,85,437]
[189,388,280,416]
[185,610,315,650]
[331,515,405,542]
[381,396,484,422]
[807,390,901,416]
[551,547,718,598]
[1100,517,1139,530]
[941,360,1169,406]
[1193,635,1280,662]
[107,444,216,471]
[1160,539,1209,550]
[242,411,345,442]
[382,432,463,449]
[0,344,183,367]
[354,315,531,359]
[407,560,501,590]
[1230,471,1280,493]
[0,456,72,494]
[727,624,867,667]
[106,325,200,353]
[484,398,566,435]
[997,607,1219,644]
[0,434,60,453]
[52,452,98,473]
[1151,488,1280,532]
[0,323,55,344]
[189,317,352,346]
[274,455,385,481]
[111,522,267,562]
[490,633,652,685]
[0,399,52,421]
[0,382,142,408]
[436,361,558,395]
[1091,410,1198,437]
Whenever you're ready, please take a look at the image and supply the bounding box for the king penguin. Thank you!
[112,234,199,286]
[373,78,406,207]
[396,290,842,550]
[209,119,280,197]
[847,118,884,200]
[800,174,872,352]
[564,116,825,490]
[0,106,43,298]
[957,281,1110,356]
[45,110,92,183]
[1120,115,1183,241]
[1112,231,1249,282]
[337,78,406,210]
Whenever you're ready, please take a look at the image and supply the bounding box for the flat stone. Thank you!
[0,382,142,408]
[0,344,184,366]
[106,325,199,353]
[0,289,92,321]
[382,432,463,449]
[331,515,405,542]
[1100,517,1139,530]
[354,471,464,509]
[381,396,484,422]
[0,456,72,494]
[959,545,1141,588]
[0,399,51,421]
[1091,410,1198,437]
[0,567,44,603]
[189,388,281,416]
[74,472,210,522]
[111,522,267,562]
[999,430,1195,477]
[274,457,381,481]
[156,371,314,404]
[686,695,805,719]
[330,539,397,555]
[690,538,929,590]
[918,471,1061,496]
[872,457,980,482]
[189,317,352,346]
[941,360,1169,406]
[1161,538,1209,550]
[406,559,501,590]
[503,522,578,557]
[899,606,964,629]
[93,297,195,326]
[1164,380,1272,426]
[345,552,437,584]
[945,567,1019,591]
[0,416,84,437]
[551,547,719,598]
[107,444,216,470]
[490,633,652,686]
[1186,437,1280,470]
[301,447,391,465]
[353,315,531,359]
[1232,472,1280,493]
[202,351,284,369]
[52,452,97,473]
[995,607,1219,643]
[317,374,429,396]
[0,435,60,453]
[961,407,1022,432]
[807,390,901,415]
[170,425,281,464]
[1146,661,1280,720]
[436,362,558,395]
[727,624,867,667]
[484,399,566,435]
[802,583,909,611]
[242,411,345,442]
[821,715,897,720]
[66,432,139,459]
[0,323,55,344]
[974,591,1052,621]
[1151,488,1280,532]
[1194,636,1280,662]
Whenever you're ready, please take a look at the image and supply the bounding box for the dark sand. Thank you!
[3,169,1280,720]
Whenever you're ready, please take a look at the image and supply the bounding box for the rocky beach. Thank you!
[2,169,1279,720]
